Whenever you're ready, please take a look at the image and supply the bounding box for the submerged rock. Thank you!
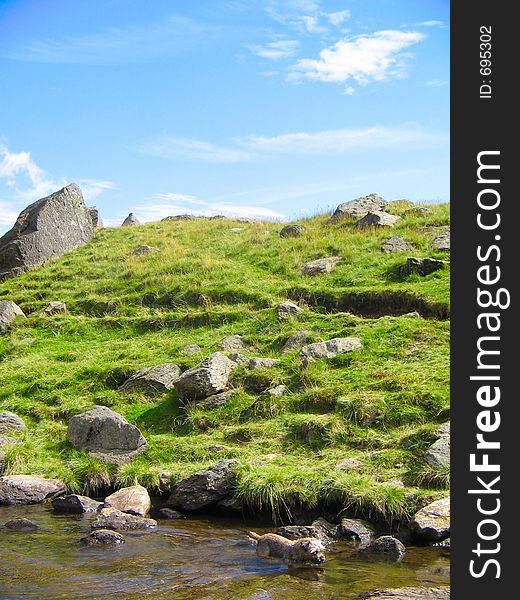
[331,194,387,221]
[103,485,151,517]
[66,405,148,465]
[81,529,125,546]
[167,460,238,511]
[174,353,237,401]
[91,507,157,531]
[358,536,406,562]
[0,475,66,505]
[0,301,26,334]
[52,494,102,514]
[117,363,182,396]
[4,518,40,531]
[0,184,94,282]
[158,508,186,520]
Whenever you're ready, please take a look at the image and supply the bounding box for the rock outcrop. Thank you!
[0,411,26,434]
[88,207,103,229]
[0,301,26,333]
[66,406,148,465]
[0,184,94,281]
[331,194,386,221]
[0,475,66,505]
[117,363,182,396]
[174,353,237,401]
[425,422,450,469]
[433,228,450,251]
[167,460,238,511]
[121,213,140,226]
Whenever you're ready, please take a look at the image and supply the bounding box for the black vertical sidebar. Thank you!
[451,1,515,598]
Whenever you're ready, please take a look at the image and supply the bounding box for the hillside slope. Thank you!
[0,202,450,522]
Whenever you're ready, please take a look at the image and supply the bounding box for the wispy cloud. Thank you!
[4,16,220,65]
[327,10,350,27]
[137,123,447,164]
[416,20,445,28]
[290,30,425,88]
[248,39,300,60]
[78,179,118,202]
[426,79,448,87]
[131,193,285,222]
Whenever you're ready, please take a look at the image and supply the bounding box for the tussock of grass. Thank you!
[0,207,450,522]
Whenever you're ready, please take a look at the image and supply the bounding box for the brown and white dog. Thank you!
[248,531,326,564]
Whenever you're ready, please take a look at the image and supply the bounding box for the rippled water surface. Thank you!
[0,505,449,599]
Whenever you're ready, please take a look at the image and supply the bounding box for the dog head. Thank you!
[297,538,326,564]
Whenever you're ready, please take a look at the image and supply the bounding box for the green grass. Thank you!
[0,202,450,522]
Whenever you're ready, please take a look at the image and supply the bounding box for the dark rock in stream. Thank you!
[158,508,186,520]
[338,518,377,543]
[353,587,450,600]
[358,536,406,562]
[81,529,125,546]
[0,475,66,505]
[91,507,157,531]
[4,518,40,531]
[52,494,102,514]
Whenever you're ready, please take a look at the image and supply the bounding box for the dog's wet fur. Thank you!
[248,531,326,564]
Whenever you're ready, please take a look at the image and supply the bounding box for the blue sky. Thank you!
[0,0,449,232]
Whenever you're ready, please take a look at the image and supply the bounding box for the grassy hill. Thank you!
[0,201,450,523]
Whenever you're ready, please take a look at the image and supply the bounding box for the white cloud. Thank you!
[131,194,285,222]
[297,15,327,33]
[328,10,350,27]
[136,136,253,163]
[426,79,448,87]
[78,179,118,201]
[290,29,425,85]
[248,39,300,60]
[416,20,445,27]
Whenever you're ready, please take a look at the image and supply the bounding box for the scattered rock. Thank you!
[52,494,103,514]
[200,390,237,409]
[81,529,125,546]
[162,215,195,221]
[227,353,280,370]
[399,257,447,277]
[382,480,405,488]
[117,363,182,396]
[0,411,26,434]
[0,301,26,333]
[405,206,433,216]
[282,331,310,354]
[40,301,66,316]
[183,344,202,355]
[0,184,94,282]
[132,245,159,256]
[411,497,450,543]
[276,525,319,540]
[433,228,450,251]
[300,337,362,360]
[334,458,362,471]
[229,227,244,233]
[91,507,157,531]
[121,213,140,227]
[206,444,233,452]
[331,194,386,221]
[266,384,286,397]
[357,211,400,229]
[353,587,450,600]
[167,460,238,511]
[66,405,149,465]
[358,536,406,562]
[302,256,342,276]
[158,508,186,519]
[425,424,450,470]
[0,475,66,505]
[381,236,415,253]
[218,335,250,352]
[280,225,305,238]
[311,517,340,541]
[103,485,151,517]
[277,301,304,320]
[339,518,377,543]
[89,207,103,229]
[174,353,237,401]
[4,518,40,531]
[215,496,243,514]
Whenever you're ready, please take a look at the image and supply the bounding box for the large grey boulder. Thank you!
[88,207,103,229]
[0,411,26,434]
[174,352,237,401]
[399,257,447,277]
[103,485,151,516]
[0,301,26,333]
[121,213,140,226]
[358,536,406,562]
[117,363,182,396]
[0,184,94,282]
[52,494,102,514]
[411,497,450,542]
[167,460,238,511]
[433,228,450,251]
[426,422,450,469]
[302,256,342,276]
[357,211,400,229]
[91,507,156,531]
[277,301,304,320]
[0,475,66,505]
[331,194,386,221]
[381,236,415,253]
[280,225,305,237]
[339,518,377,543]
[66,406,148,465]
[300,337,362,360]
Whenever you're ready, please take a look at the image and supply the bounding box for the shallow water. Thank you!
[0,505,449,600]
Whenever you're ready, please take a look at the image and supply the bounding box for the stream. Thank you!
[0,505,449,599]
